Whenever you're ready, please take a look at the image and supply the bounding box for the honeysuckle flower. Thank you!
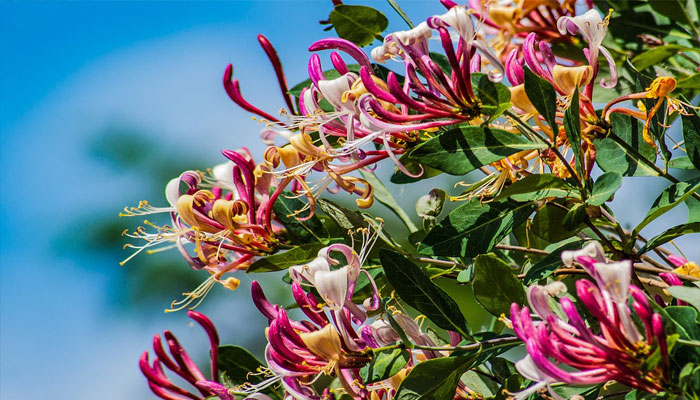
[121,148,285,311]
[463,0,585,59]
[139,311,233,400]
[510,246,670,398]
[602,76,699,148]
[557,8,617,95]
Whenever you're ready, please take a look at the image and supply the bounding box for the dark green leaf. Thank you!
[472,254,525,316]
[329,5,388,47]
[471,73,511,118]
[248,243,328,273]
[217,345,270,390]
[648,0,699,33]
[682,110,700,169]
[380,249,472,338]
[564,89,585,180]
[532,203,579,242]
[523,240,586,284]
[273,191,327,243]
[360,348,410,384]
[596,114,657,177]
[409,126,546,175]
[634,177,700,233]
[523,67,557,130]
[638,222,700,254]
[563,204,587,230]
[395,355,478,400]
[495,173,579,202]
[588,172,622,206]
[419,200,536,258]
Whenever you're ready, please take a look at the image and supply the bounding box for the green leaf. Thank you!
[682,110,700,170]
[632,45,700,71]
[669,156,697,169]
[588,172,622,206]
[329,5,388,47]
[248,243,328,273]
[390,153,443,184]
[216,345,275,394]
[360,170,418,233]
[471,73,511,118]
[419,200,536,258]
[523,240,586,284]
[472,254,525,317]
[634,177,700,233]
[523,67,558,130]
[360,348,411,384]
[638,222,700,254]
[380,249,472,338]
[385,0,414,28]
[648,0,699,35]
[563,203,587,230]
[395,355,478,400]
[409,126,546,175]
[677,72,700,89]
[596,114,658,177]
[687,197,700,222]
[667,287,700,311]
[273,191,327,243]
[494,174,580,202]
[564,89,585,180]
[531,203,579,242]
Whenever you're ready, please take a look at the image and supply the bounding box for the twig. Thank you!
[494,244,550,256]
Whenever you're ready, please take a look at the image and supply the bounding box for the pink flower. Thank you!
[139,311,234,400]
[510,244,669,398]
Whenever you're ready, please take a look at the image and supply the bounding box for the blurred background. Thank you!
[0,2,697,399]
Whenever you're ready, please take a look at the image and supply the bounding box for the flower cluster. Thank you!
[125,1,700,400]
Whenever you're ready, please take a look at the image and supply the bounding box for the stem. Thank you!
[385,0,415,28]
[413,257,469,269]
[365,336,521,355]
[505,110,584,190]
[606,132,700,202]
[677,338,700,348]
[494,244,550,256]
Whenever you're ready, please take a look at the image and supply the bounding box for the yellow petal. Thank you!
[299,324,343,362]
[552,65,593,96]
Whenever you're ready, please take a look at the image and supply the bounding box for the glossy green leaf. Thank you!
[523,67,557,130]
[634,177,700,233]
[638,222,700,254]
[390,153,443,184]
[682,110,700,169]
[495,174,579,202]
[564,89,584,180]
[686,197,700,223]
[472,254,525,317]
[523,240,586,284]
[471,73,511,118]
[588,172,622,206]
[329,5,388,47]
[563,203,586,230]
[419,200,536,258]
[409,126,546,176]
[596,114,658,177]
[395,355,478,400]
[360,348,410,384]
[380,249,472,338]
[318,198,398,248]
[248,243,328,273]
[273,191,327,243]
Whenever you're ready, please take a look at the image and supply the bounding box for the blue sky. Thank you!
[1,2,697,400]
